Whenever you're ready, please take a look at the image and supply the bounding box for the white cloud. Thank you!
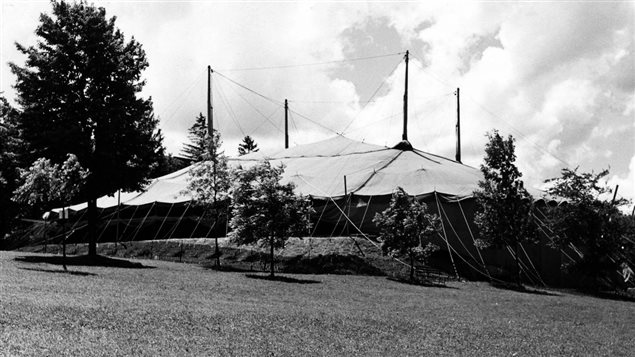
[1,1,633,204]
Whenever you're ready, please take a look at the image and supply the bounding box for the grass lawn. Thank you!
[1,251,633,356]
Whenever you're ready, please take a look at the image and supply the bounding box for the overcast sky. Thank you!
[1,1,634,206]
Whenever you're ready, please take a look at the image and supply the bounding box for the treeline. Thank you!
[474,131,634,290]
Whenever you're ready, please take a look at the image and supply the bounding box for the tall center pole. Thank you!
[402,50,409,141]
[284,99,289,149]
[455,88,461,163]
[208,65,220,267]
[207,66,213,138]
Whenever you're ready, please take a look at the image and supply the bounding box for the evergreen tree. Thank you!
[229,162,313,277]
[9,1,163,256]
[181,113,211,162]
[185,130,229,267]
[238,135,259,156]
[373,187,440,281]
[474,130,537,287]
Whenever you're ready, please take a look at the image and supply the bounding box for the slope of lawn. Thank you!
[1,251,633,356]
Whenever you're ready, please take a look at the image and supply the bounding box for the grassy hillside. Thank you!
[1,251,633,356]
[19,237,421,278]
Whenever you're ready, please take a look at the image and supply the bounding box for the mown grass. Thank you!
[1,251,633,356]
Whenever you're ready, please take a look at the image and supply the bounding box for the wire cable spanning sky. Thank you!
[1,1,634,207]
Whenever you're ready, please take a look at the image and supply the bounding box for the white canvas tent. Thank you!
[43,135,559,283]
[52,135,486,214]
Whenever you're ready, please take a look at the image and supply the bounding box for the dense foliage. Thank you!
[229,162,313,276]
[474,130,536,286]
[238,135,259,156]
[13,154,88,215]
[0,97,21,238]
[544,168,634,289]
[9,1,163,255]
[373,187,440,281]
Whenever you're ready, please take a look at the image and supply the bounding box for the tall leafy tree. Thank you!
[545,168,633,288]
[373,187,440,281]
[185,130,230,267]
[238,135,259,156]
[181,113,211,162]
[474,130,536,287]
[229,162,313,277]
[10,1,163,256]
[0,96,21,239]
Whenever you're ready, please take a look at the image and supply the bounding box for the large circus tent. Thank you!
[33,134,561,284]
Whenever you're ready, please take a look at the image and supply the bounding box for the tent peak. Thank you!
[392,140,413,151]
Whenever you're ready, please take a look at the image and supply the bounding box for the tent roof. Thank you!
[52,135,547,215]
[231,135,481,198]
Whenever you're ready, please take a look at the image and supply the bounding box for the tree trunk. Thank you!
[514,242,521,288]
[270,235,275,277]
[410,253,415,281]
[214,209,221,267]
[215,235,220,268]
[62,207,67,271]
[43,220,47,253]
[87,198,97,257]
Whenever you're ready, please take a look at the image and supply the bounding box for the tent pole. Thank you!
[207,66,213,136]
[455,88,461,163]
[402,50,409,141]
[285,99,289,149]
[611,184,619,204]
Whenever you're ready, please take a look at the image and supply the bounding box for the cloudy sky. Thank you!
[1,1,634,206]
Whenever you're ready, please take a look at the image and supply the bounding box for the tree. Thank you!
[10,1,164,257]
[544,168,633,289]
[474,130,536,287]
[373,187,441,281]
[185,130,230,267]
[229,162,313,277]
[181,113,211,162]
[152,153,191,177]
[238,135,259,156]
[12,158,59,218]
[0,96,21,239]
[13,154,88,270]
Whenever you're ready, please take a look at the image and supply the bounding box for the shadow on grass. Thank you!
[387,276,458,289]
[18,267,97,276]
[491,282,561,297]
[14,254,153,269]
[245,274,321,284]
[570,289,635,303]
[203,264,255,273]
